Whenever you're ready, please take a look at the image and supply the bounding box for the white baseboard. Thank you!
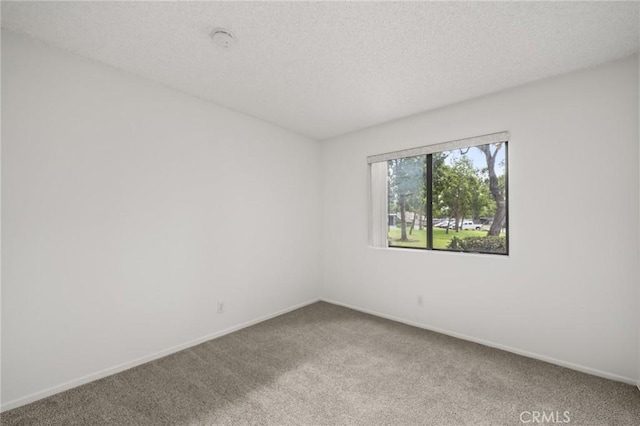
[1,298,320,413]
[320,298,638,387]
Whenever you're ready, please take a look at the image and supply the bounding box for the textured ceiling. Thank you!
[2,1,639,140]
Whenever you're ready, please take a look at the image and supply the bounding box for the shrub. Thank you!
[447,235,506,253]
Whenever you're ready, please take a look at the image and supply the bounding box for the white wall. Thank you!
[321,55,640,384]
[1,31,321,409]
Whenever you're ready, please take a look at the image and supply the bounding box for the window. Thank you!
[369,132,509,255]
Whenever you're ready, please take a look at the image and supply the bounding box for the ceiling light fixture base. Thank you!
[210,28,235,48]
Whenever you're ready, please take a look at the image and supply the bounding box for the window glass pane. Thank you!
[387,155,427,248]
[432,143,507,254]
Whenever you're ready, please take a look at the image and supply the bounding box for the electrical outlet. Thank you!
[217,302,225,314]
[417,295,424,307]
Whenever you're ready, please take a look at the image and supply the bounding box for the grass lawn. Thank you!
[387,226,493,249]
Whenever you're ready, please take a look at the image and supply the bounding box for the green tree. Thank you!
[469,172,493,220]
[388,156,425,241]
[431,152,449,220]
[437,156,479,233]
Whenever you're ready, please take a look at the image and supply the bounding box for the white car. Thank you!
[460,220,481,230]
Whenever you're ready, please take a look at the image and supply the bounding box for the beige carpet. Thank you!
[2,302,639,425]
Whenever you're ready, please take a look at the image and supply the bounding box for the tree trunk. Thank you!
[490,200,506,236]
[478,144,506,236]
[451,200,460,232]
[399,194,408,241]
[409,213,416,235]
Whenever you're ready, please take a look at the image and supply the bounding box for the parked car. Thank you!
[448,220,481,230]
[461,220,481,230]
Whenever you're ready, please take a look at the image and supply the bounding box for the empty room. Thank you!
[1,1,639,425]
